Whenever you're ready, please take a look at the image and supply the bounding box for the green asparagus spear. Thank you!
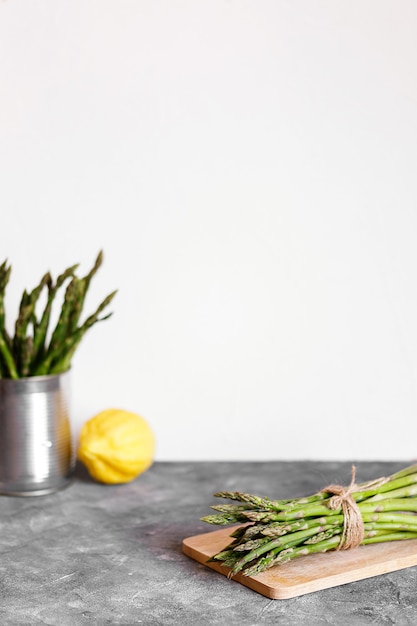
[0,260,18,378]
[203,464,417,577]
[30,266,76,368]
[0,252,115,378]
[48,289,117,374]
[13,273,50,376]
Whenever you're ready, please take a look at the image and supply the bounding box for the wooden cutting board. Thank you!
[183,526,417,599]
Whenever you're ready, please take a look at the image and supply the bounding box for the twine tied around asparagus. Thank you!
[322,466,391,550]
[322,466,365,550]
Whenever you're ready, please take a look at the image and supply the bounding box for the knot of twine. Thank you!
[322,466,365,551]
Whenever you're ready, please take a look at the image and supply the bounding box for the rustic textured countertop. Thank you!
[1,461,416,625]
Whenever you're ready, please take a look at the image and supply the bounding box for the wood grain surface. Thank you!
[183,526,417,599]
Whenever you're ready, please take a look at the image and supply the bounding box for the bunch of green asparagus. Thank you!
[0,251,116,378]
[202,464,417,577]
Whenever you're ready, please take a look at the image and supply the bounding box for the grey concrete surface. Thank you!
[0,461,416,625]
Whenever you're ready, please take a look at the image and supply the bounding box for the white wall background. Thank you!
[1,0,417,461]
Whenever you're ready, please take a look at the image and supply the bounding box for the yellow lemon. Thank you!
[77,408,155,484]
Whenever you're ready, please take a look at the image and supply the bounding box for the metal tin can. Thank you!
[0,372,74,496]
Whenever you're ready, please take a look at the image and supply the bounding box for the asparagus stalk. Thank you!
[30,266,77,369]
[0,260,18,379]
[202,465,417,577]
[0,252,116,378]
[67,250,103,336]
[0,335,18,379]
[13,273,50,376]
[0,260,11,338]
[44,277,81,361]
[47,289,117,375]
